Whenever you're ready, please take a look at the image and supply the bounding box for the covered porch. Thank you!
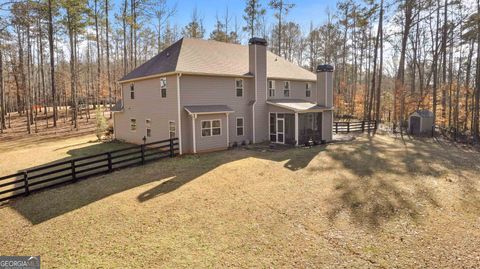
[267,99,332,146]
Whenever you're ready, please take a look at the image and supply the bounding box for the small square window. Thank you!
[201,120,221,137]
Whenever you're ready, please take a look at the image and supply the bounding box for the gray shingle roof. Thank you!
[184,105,234,114]
[119,38,316,82]
[412,109,434,118]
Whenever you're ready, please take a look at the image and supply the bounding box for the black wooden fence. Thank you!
[0,138,179,203]
[334,120,377,134]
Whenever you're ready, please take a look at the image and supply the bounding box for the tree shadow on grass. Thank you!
[6,143,321,225]
[324,135,480,228]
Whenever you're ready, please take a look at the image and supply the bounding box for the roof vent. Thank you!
[166,52,170,57]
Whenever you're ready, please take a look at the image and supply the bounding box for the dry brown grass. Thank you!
[0,133,479,268]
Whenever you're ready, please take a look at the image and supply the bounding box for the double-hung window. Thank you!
[201,120,221,137]
[268,80,275,97]
[130,83,135,99]
[235,79,244,97]
[130,118,137,131]
[145,119,151,137]
[306,83,312,97]
[160,78,167,98]
[284,81,290,97]
[236,117,244,136]
[169,121,176,138]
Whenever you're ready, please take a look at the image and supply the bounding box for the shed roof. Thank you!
[411,109,434,118]
[266,99,332,112]
[120,38,316,82]
[184,105,234,115]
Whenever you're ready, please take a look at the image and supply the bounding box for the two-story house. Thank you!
[113,37,334,154]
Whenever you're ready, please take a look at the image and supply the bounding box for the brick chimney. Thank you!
[316,64,334,108]
[249,37,268,143]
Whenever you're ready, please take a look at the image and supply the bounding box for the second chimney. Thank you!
[316,64,334,108]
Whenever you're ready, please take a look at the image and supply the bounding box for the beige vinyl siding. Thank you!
[114,75,179,144]
[267,80,317,102]
[195,114,228,152]
[180,75,254,153]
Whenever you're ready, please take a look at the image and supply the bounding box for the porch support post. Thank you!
[226,113,230,148]
[192,114,197,154]
[295,112,299,146]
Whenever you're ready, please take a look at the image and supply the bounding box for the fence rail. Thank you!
[334,120,377,134]
[0,138,179,203]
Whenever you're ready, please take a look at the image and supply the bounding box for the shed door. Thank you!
[410,116,421,135]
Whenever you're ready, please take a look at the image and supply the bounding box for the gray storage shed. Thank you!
[408,110,434,135]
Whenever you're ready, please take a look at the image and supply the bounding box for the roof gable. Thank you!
[120,39,183,81]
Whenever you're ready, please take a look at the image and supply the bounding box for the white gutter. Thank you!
[177,73,183,154]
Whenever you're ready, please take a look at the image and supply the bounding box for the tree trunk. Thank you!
[47,0,57,127]
[106,0,112,119]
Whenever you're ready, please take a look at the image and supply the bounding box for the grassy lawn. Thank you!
[0,133,479,267]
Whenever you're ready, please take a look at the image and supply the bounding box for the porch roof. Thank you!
[266,99,332,113]
[184,105,234,115]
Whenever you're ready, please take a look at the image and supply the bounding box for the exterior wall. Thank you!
[421,117,434,133]
[194,114,228,152]
[322,110,333,142]
[267,80,317,102]
[179,75,254,153]
[114,75,179,144]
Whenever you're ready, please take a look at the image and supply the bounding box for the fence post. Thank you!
[335,122,338,134]
[141,144,145,165]
[23,171,30,196]
[347,122,350,133]
[107,152,112,172]
[169,138,174,157]
[362,121,365,132]
[71,160,76,182]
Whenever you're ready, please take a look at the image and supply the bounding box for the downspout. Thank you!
[252,45,257,144]
[177,73,183,154]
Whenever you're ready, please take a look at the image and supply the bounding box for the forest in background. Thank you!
[0,0,479,141]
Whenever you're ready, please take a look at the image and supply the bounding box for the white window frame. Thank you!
[235,79,244,97]
[160,77,167,98]
[306,82,312,97]
[201,119,222,137]
[130,118,137,132]
[169,120,176,139]
[130,83,135,99]
[145,119,151,137]
[236,117,244,136]
[268,80,275,97]
[284,81,290,97]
